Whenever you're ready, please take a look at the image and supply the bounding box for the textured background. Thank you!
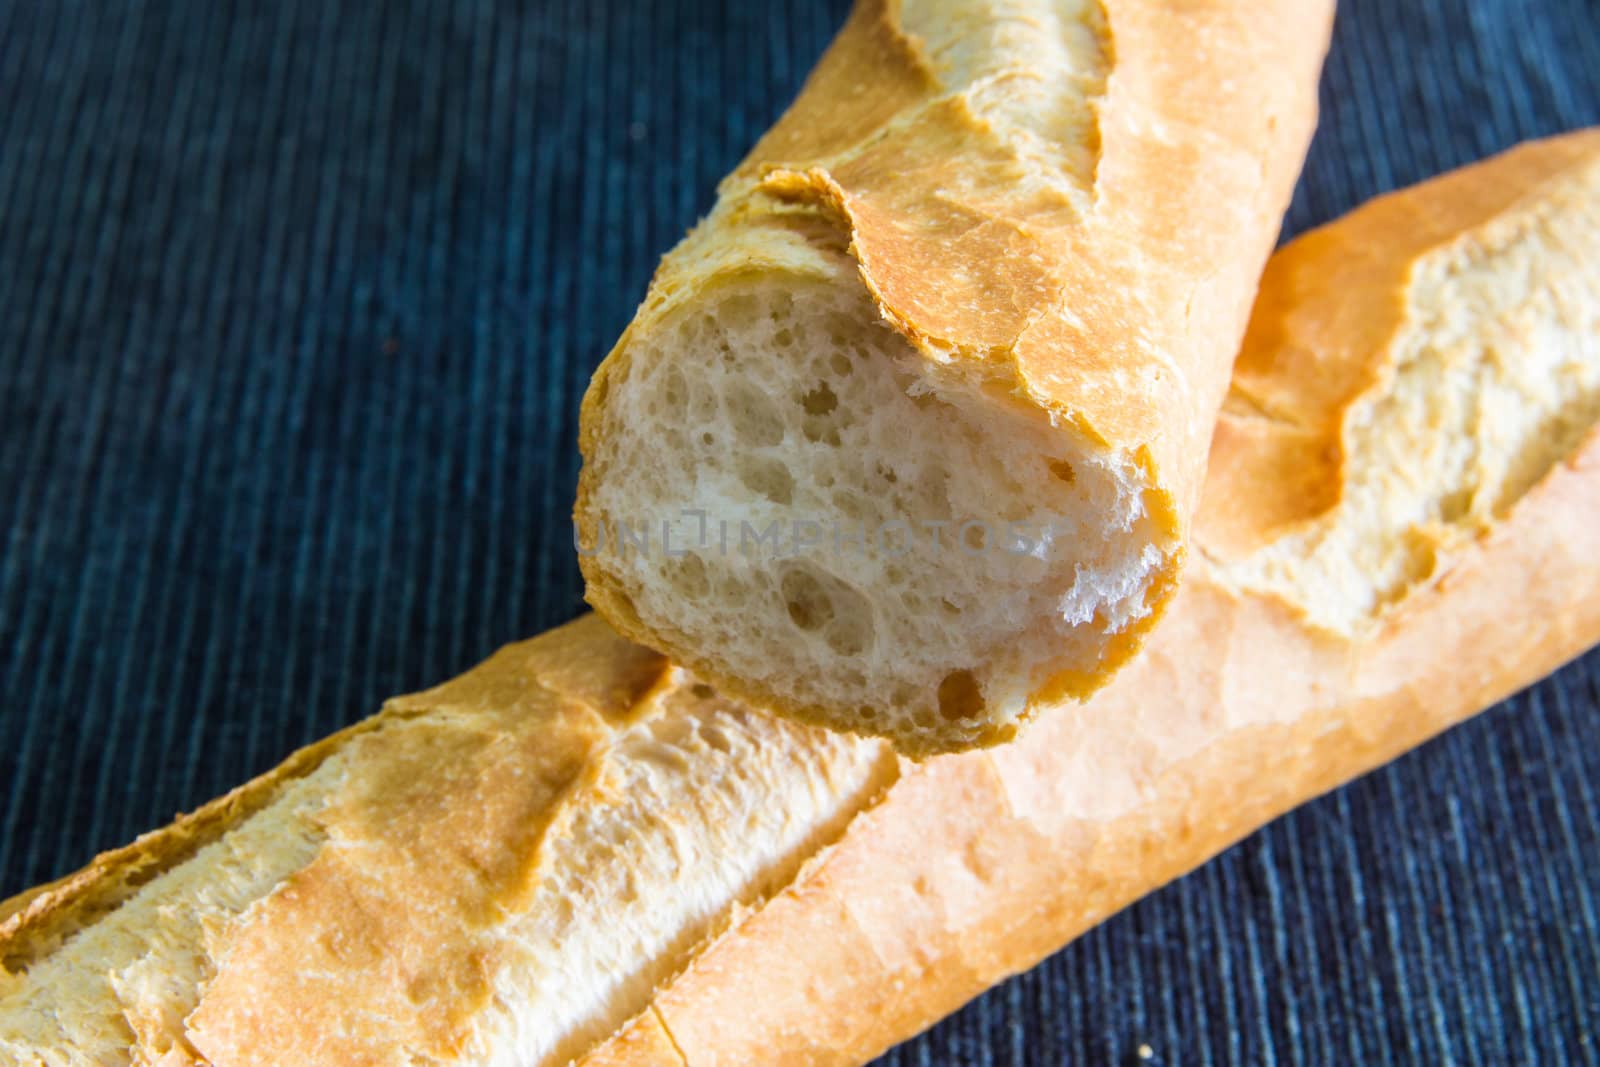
[2,1,1598,1063]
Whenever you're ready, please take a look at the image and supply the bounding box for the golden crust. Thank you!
[182,681,614,1064]
[0,720,380,976]
[573,1007,685,1067]
[0,620,671,986]
[1202,127,1600,557]
[0,616,900,1066]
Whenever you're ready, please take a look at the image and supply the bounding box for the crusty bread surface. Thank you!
[0,622,898,1066]
[4,132,1598,1066]
[575,0,1334,754]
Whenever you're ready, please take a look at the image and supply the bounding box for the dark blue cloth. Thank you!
[1,2,1597,1062]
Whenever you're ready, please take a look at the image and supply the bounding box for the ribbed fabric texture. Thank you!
[1,2,1596,1062]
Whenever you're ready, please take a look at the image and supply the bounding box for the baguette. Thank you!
[4,130,1599,1065]
[574,0,1334,754]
